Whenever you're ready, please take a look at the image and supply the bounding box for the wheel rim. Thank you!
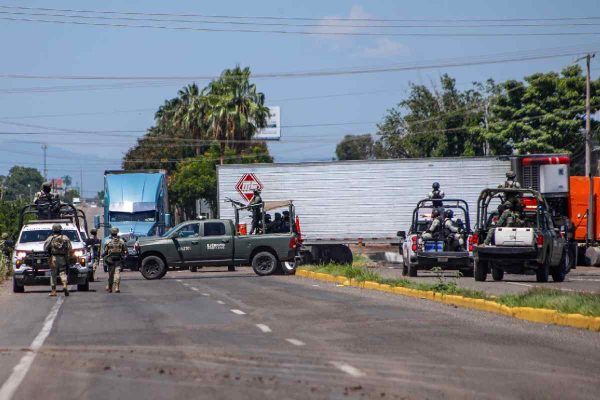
[283,261,296,271]
[256,256,274,272]
[144,260,161,278]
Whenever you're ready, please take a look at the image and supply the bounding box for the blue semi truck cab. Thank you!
[95,170,171,269]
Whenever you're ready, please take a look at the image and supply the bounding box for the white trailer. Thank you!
[217,157,510,263]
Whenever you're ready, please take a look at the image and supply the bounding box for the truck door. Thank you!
[172,223,203,265]
[198,222,233,266]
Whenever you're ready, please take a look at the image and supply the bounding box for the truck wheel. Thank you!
[252,251,278,276]
[408,263,418,277]
[141,255,167,280]
[228,265,236,272]
[474,259,488,282]
[77,281,90,292]
[190,266,198,272]
[280,261,297,275]
[491,268,504,281]
[13,278,24,293]
[536,261,549,283]
[551,250,568,282]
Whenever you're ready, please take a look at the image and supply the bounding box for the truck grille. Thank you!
[522,165,540,190]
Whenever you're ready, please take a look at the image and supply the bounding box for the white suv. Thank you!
[12,220,90,293]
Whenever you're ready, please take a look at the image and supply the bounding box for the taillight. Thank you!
[411,236,417,252]
[289,237,297,249]
[469,234,478,252]
[295,216,303,243]
[80,257,87,266]
[536,234,544,247]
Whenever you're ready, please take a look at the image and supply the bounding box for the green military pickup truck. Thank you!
[135,216,300,279]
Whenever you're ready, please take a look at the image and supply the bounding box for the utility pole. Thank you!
[42,144,48,180]
[585,53,596,244]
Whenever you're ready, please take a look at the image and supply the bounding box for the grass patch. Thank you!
[0,259,9,284]
[300,263,600,317]
[497,288,600,317]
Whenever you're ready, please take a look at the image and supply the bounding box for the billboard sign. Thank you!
[255,106,280,140]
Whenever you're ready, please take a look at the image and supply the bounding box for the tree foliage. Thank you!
[336,134,375,160]
[0,199,29,238]
[0,166,44,201]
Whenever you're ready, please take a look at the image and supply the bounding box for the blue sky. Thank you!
[0,0,598,195]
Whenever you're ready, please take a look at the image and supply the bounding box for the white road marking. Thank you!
[505,282,532,288]
[230,309,246,315]
[505,282,575,292]
[330,361,365,378]
[570,278,600,282]
[216,300,225,305]
[312,284,319,287]
[285,338,305,346]
[256,324,272,333]
[182,283,190,287]
[175,279,183,282]
[190,287,199,292]
[201,293,210,296]
[0,297,64,400]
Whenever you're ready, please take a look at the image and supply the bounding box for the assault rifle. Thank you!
[225,197,246,208]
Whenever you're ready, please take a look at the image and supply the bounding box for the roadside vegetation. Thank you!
[300,260,600,317]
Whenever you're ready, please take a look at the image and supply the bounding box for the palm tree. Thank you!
[172,83,207,156]
[205,66,270,164]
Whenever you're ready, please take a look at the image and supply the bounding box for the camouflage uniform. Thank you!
[428,182,445,208]
[248,189,263,234]
[421,210,443,241]
[103,228,127,293]
[484,209,524,245]
[88,229,101,280]
[43,225,72,297]
[443,211,464,249]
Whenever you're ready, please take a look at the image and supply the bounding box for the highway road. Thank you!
[1,267,599,400]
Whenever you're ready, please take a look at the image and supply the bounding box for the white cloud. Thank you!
[361,38,410,58]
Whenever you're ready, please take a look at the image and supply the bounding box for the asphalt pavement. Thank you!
[0,267,599,400]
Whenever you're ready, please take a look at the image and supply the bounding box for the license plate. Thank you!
[44,271,52,277]
[437,257,449,263]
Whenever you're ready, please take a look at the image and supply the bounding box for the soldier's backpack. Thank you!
[106,238,124,261]
[50,235,69,255]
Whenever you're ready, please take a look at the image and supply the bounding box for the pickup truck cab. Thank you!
[399,199,473,277]
[473,188,571,282]
[136,217,300,279]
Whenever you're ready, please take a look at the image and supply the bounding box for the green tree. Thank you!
[3,166,44,201]
[63,189,80,204]
[336,134,374,160]
[62,175,72,189]
[172,83,207,157]
[0,199,29,238]
[481,65,600,171]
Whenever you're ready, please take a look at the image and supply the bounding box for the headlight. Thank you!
[15,251,28,260]
[73,249,84,257]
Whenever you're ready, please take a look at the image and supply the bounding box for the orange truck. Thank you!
[569,176,600,243]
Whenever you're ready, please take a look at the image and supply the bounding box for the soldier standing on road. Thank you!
[428,182,445,208]
[88,228,101,281]
[103,227,128,293]
[43,224,72,297]
[248,188,263,234]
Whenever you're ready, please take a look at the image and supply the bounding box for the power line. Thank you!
[0,4,598,23]
[4,15,600,37]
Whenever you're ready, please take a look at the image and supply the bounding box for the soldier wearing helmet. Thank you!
[247,188,264,235]
[428,182,445,208]
[34,182,61,220]
[87,228,101,281]
[43,224,72,297]
[102,227,128,293]
[443,209,465,250]
[34,182,57,203]
[500,171,521,189]
[422,208,443,241]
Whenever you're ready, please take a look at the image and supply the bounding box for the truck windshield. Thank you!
[20,230,81,243]
[110,211,156,223]
[162,222,186,237]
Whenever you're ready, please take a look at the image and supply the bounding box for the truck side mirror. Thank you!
[94,215,100,229]
[164,213,171,228]
[397,231,406,240]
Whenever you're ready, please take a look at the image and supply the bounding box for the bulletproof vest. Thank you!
[50,235,69,255]
[431,190,442,199]
[106,237,124,256]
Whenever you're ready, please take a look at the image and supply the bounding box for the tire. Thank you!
[228,265,236,272]
[408,263,418,277]
[251,251,278,276]
[491,268,504,281]
[536,261,549,283]
[474,259,488,282]
[190,266,198,272]
[280,261,297,275]
[551,250,568,282]
[329,245,353,265]
[77,281,90,292]
[13,278,24,293]
[141,255,167,280]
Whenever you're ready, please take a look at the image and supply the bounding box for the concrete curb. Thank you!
[296,269,600,332]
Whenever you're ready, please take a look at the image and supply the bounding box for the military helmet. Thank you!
[432,182,440,190]
[253,188,261,194]
[42,181,52,191]
[431,209,440,218]
[90,228,97,235]
[110,227,119,236]
[1,233,8,240]
[444,209,454,219]
[506,170,516,180]
[52,224,62,233]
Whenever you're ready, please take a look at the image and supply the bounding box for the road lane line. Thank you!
[201,293,210,296]
[216,300,225,305]
[285,338,305,346]
[175,279,183,282]
[190,287,199,292]
[505,282,532,288]
[0,297,64,400]
[230,309,246,315]
[505,282,575,292]
[330,361,365,378]
[256,324,272,333]
[570,278,600,282]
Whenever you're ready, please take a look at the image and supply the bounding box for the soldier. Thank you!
[428,182,445,208]
[443,209,464,250]
[484,205,524,245]
[88,228,102,281]
[248,188,263,234]
[421,208,443,241]
[43,224,72,297]
[33,182,56,203]
[499,170,521,189]
[103,227,128,293]
[34,182,61,220]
